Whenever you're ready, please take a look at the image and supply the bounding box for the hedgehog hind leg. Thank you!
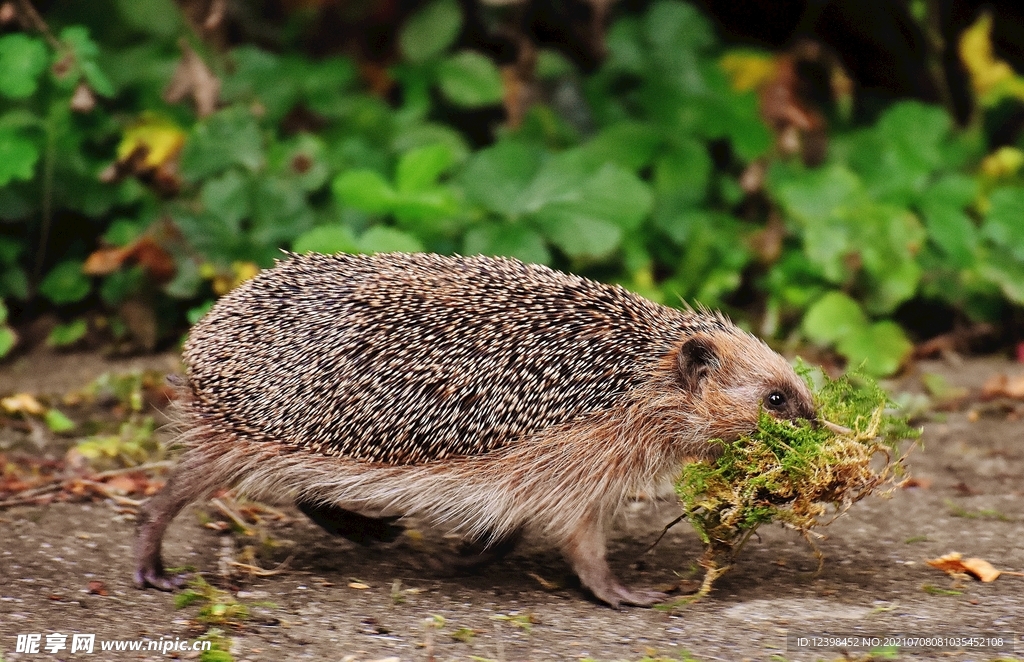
[296,499,404,545]
[561,512,667,609]
[133,446,234,590]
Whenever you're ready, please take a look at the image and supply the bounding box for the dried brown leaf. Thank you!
[926,552,1001,582]
[164,39,220,117]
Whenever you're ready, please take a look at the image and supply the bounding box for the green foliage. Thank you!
[0,0,1022,372]
[0,34,48,98]
[47,318,88,347]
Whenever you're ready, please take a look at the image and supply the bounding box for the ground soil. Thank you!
[1,351,1022,662]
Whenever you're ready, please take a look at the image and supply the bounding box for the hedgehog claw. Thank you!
[134,561,188,590]
[614,586,667,607]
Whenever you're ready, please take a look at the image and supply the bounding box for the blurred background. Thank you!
[1,0,1024,377]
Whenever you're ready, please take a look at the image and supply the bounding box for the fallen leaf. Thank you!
[164,39,220,117]
[104,474,138,495]
[87,580,108,595]
[960,557,1001,582]
[1,393,46,416]
[348,581,371,590]
[981,373,1024,399]
[926,552,1001,582]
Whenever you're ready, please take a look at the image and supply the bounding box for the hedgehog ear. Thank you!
[676,336,718,391]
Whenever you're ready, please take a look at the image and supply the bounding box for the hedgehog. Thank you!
[134,252,815,608]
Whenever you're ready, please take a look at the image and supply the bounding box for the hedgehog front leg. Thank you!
[561,511,667,608]
[134,448,230,589]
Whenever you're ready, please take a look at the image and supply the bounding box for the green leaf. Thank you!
[0,128,39,186]
[59,27,114,96]
[100,266,145,306]
[853,102,951,204]
[837,320,912,377]
[801,292,868,345]
[644,1,714,52]
[392,187,461,225]
[536,214,622,261]
[0,34,48,98]
[39,261,90,305]
[583,122,662,171]
[533,163,653,260]
[461,141,543,216]
[979,248,1024,305]
[358,226,424,254]
[773,163,862,228]
[392,123,470,166]
[187,300,214,325]
[396,143,454,193]
[463,224,551,265]
[536,50,574,79]
[576,164,654,231]
[605,17,645,74]
[250,176,314,247]
[293,226,359,255]
[201,170,250,228]
[919,174,978,266]
[436,51,503,107]
[44,408,76,433]
[47,319,88,348]
[983,186,1024,261]
[0,299,6,325]
[864,258,922,315]
[518,150,595,213]
[653,138,712,208]
[400,0,462,63]
[332,170,397,214]
[0,326,15,358]
[115,0,183,37]
[179,108,264,182]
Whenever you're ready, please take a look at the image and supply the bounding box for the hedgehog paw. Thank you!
[133,561,188,591]
[614,585,668,607]
[588,580,667,609]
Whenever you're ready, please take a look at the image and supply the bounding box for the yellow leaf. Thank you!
[720,52,777,93]
[958,13,1024,105]
[980,146,1024,180]
[1,393,46,416]
[207,261,260,295]
[116,112,186,169]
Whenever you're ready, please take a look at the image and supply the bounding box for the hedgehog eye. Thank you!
[765,391,787,410]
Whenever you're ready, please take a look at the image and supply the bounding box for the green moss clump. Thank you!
[674,370,920,598]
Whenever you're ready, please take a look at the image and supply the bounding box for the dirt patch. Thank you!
[1,352,1023,661]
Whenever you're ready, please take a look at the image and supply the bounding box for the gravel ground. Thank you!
[1,352,1022,662]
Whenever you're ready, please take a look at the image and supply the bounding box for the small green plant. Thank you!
[73,416,161,469]
[451,626,476,643]
[174,577,258,626]
[921,583,963,596]
[674,369,919,598]
[490,612,537,633]
[945,499,1012,521]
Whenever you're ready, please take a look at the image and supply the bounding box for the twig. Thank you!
[210,497,254,535]
[228,555,294,577]
[13,0,60,49]
[76,479,144,506]
[94,461,174,479]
